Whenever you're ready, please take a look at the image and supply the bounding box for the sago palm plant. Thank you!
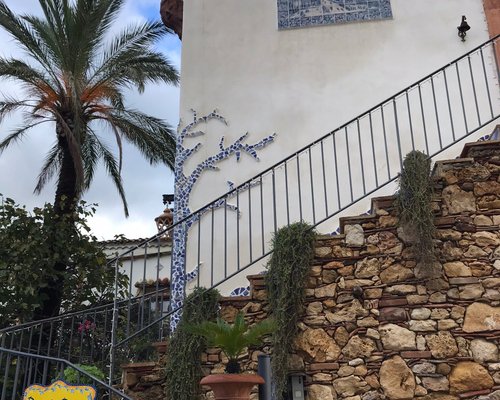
[188,312,275,373]
[0,0,178,319]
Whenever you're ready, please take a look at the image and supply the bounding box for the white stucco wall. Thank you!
[102,240,172,296]
[178,0,499,294]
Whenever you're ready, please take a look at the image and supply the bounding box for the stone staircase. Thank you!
[125,139,500,400]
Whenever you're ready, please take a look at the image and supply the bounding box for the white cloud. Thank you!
[0,0,181,239]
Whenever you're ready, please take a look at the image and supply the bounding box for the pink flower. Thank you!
[77,319,96,333]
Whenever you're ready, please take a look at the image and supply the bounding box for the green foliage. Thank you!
[0,196,129,328]
[63,364,106,385]
[396,151,436,268]
[164,288,220,400]
[266,222,316,399]
[187,312,275,373]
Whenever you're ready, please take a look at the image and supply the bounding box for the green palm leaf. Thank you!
[186,312,276,364]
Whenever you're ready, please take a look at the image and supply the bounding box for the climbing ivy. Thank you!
[396,150,436,268]
[164,287,219,400]
[266,222,316,399]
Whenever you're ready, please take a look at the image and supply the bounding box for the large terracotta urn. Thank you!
[200,373,264,400]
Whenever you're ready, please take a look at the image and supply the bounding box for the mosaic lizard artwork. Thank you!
[278,0,392,29]
[23,380,96,400]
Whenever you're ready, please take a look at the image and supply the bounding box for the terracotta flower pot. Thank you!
[200,373,265,400]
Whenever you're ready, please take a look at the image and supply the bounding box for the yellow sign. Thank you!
[23,380,96,400]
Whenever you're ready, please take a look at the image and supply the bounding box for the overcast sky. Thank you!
[0,0,181,240]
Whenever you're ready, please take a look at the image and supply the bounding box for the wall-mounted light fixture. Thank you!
[458,15,470,41]
[162,193,175,206]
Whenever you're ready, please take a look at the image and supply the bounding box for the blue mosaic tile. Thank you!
[278,0,392,30]
[169,110,275,332]
[230,286,251,297]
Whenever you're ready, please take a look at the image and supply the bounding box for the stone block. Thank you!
[379,298,408,307]
[379,323,416,351]
[411,308,431,320]
[470,339,498,363]
[333,375,370,397]
[379,307,407,321]
[409,320,437,332]
[425,331,458,359]
[449,361,494,394]
[421,376,449,392]
[400,350,432,358]
[380,356,415,399]
[443,261,471,277]
[345,224,365,247]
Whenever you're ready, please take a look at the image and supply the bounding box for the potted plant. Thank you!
[134,277,170,296]
[187,312,275,400]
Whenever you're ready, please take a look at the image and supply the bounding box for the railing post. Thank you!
[109,255,120,386]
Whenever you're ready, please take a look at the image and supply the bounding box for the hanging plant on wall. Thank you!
[164,287,220,400]
[266,222,316,399]
[396,150,436,272]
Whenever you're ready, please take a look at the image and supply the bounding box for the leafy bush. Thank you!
[0,197,129,328]
[63,364,106,385]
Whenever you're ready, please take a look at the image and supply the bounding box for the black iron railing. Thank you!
[0,289,169,380]
[0,347,132,400]
[1,34,499,390]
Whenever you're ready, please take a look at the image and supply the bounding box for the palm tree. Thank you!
[0,0,179,318]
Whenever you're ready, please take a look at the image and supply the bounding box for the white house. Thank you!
[164,0,500,305]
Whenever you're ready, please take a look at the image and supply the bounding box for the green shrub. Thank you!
[63,364,105,385]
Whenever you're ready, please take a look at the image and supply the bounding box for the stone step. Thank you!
[460,139,500,159]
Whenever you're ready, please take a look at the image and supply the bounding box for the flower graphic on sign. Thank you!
[23,380,96,400]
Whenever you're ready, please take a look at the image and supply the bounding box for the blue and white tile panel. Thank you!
[278,0,392,30]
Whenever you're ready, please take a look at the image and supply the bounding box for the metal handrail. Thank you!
[0,347,133,399]
[0,288,165,334]
[102,32,500,265]
[113,34,500,347]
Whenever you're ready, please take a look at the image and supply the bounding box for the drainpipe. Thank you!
[258,354,273,400]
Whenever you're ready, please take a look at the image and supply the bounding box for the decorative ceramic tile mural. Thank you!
[278,0,392,29]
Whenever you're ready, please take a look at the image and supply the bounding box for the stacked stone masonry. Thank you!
[200,141,500,400]
[122,141,500,400]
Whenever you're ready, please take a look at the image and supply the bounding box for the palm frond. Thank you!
[93,137,129,216]
[0,1,61,88]
[0,98,35,121]
[80,129,100,190]
[186,313,275,361]
[90,21,177,86]
[0,57,53,90]
[102,109,176,169]
[71,0,126,76]
[0,119,50,154]
[34,142,62,194]
[21,15,65,72]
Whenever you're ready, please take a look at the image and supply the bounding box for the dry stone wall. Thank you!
[202,142,500,400]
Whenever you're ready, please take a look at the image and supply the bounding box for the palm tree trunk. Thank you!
[33,121,78,321]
